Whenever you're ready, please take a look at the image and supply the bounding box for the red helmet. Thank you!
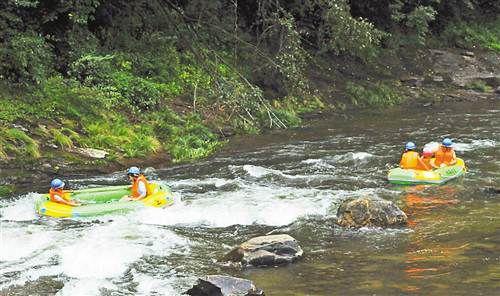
[422,148,433,157]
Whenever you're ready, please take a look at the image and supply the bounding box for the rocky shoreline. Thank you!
[1,48,498,197]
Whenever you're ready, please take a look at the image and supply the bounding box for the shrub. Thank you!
[0,33,54,84]
[69,54,115,85]
[441,20,500,52]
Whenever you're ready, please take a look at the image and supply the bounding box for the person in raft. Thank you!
[415,147,434,171]
[49,178,81,206]
[121,166,150,201]
[432,138,457,167]
[399,142,430,170]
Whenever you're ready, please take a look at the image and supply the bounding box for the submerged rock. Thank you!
[337,197,407,228]
[1,276,63,296]
[185,275,264,296]
[224,234,303,267]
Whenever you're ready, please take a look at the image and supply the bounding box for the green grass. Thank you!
[465,80,493,92]
[441,20,500,52]
[0,185,15,197]
[346,82,403,107]
[0,128,41,159]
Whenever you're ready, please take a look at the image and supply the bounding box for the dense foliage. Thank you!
[0,0,498,162]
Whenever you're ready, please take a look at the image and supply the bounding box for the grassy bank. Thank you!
[0,1,498,170]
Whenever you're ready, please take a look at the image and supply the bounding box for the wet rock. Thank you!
[219,126,235,138]
[72,147,108,159]
[432,75,444,82]
[462,51,475,57]
[401,76,423,87]
[224,234,303,267]
[12,124,28,132]
[185,275,264,296]
[1,276,63,296]
[483,187,500,194]
[143,167,156,175]
[41,163,52,170]
[337,197,407,228]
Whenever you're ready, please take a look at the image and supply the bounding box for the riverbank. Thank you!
[1,45,499,196]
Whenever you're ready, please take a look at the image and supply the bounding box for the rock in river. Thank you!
[224,234,303,267]
[337,196,407,228]
[185,275,264,296]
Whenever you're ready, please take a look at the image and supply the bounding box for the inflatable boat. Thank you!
[388,158,466,185]
[35,183,174,218]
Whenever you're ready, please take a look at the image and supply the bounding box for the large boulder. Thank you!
[224,234,303,267]
[185,275,264,296]
[337,197,407,228]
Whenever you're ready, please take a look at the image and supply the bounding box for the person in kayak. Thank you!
[49,178,81,206]
[415,147,434,170]
[433,138,457,167]
[122,166,151,201]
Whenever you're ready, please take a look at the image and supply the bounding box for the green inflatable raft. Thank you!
[35,183,174,218]
[388,158,466,185]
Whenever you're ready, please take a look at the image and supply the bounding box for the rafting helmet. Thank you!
[127,166,140,176]
[405,142,416,150]
[442,138,453,147]
[50,178,65,189]
[422,147,433,157]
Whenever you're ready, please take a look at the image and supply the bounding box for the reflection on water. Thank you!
[1,101,499,295]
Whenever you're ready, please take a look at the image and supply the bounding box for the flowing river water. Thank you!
[1,100,499,295]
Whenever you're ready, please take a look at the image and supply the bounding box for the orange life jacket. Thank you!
[400,151,419,169]
[49,188,71,203]
[416,156,432,171]
[131,175,151,198]
[434,146,456,166]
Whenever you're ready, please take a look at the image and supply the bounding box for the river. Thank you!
[1,100,499,295]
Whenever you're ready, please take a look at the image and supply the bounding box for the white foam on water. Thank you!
[0,224,58,262]
[331,152,374,164]
[136,185,337,227]
[452,139,496,152]
[168,178,236,189]
[56,279,114,296]
[132,271,184,296]
[351,152,374,160]
[59,221,143,279]
[302,158,322,164]
[241,164,274,178]
[0,193,40,221]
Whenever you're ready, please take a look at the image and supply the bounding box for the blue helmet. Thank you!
[442,138,453,147]
[50,178,65,189]
[127,166,140,175]
[405,142,416,150]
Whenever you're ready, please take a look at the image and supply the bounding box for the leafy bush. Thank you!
[0,33,54,84]
[320,0,386,60]
[69,54,115,85]
[441,20,500,52]
[110,72,168,110]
